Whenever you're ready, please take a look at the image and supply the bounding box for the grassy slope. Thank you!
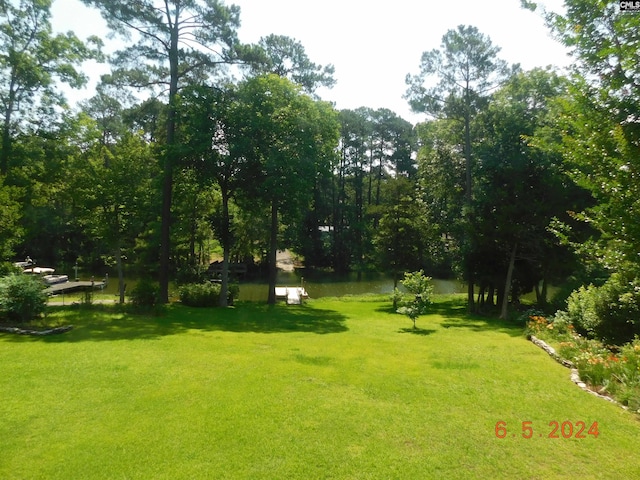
[1,295,639,479]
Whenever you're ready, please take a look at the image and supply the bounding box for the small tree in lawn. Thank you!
[392,270,433,329]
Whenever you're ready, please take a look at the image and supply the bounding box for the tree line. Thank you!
[1,0,638,323]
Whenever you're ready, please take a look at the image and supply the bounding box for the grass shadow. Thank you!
[0,302,348,343]
[397,327,436,336]
[438,317,523,337]
[377,295,523,338]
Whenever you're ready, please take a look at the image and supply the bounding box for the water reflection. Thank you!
[91,269,465,302]
[238,270,465,302]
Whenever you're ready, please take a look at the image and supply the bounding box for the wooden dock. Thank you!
[45,280,106,295]
[275,286,308,305]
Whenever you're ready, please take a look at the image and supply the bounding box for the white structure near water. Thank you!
[275,286,308,305]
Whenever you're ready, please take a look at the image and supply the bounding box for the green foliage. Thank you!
[373,177,433,275]
[231,74,340,303]
[332,107,418,274]
[179,282,221,307]
[0,0,102,174]
[525,310,640,411]
[252,34,336,93]
[82,0,250,303]
[538,0,640,309]
[228,283,239,305]
[524,310,576,340]
[0,274,47,323]
[0,262,21,277]
[563,273,640,344]
[175,263,208,285]
[128,279,161,308]
[564,285,599,336]
[474,68,578,309]
[570,335,640,411]
[391,270,433,328]
[0,181,22,258]
[406,25,514,312]
[405,24,510,116]
[79,289,94,307]
[179,282,239,307]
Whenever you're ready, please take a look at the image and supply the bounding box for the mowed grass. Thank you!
[1,295,640,479]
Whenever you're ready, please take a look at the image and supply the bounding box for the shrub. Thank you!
[564,273,640,344]
[0,262,21,277]
[179,282,220,307]
[129,279,161,308]
[0,274,47,323]
[564,285,599,335]
[228,283,240,305]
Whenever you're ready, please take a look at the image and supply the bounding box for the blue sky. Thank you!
[51,0,571,123]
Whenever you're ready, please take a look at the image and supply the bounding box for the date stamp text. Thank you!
[495,421,599,439]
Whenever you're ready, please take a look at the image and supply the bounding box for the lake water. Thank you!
[90,269,465,302]
[237,270,465,302]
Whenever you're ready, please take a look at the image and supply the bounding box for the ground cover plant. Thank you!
[2,295,640,479]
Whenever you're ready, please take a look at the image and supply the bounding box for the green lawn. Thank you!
[1,295,640,479]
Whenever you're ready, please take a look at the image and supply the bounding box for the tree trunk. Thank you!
[467,280,475,313]
[464,82,474,313]
[267,200,278,305]
[158,17,180,304]
[500,242,518,320]
[487,283,495,307]
[477,283,485,308]
[116,241,125,304]
[219,191,231,307]
[1,82,16,175]
[188,196,197,264]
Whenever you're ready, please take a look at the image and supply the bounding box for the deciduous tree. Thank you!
[0,0,102,175]
[391,270,433,329]
[232,74,339,304]
[71,129,158,303]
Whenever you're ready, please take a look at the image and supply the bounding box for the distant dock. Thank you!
[275,286,308,305]
[45,280,106,295]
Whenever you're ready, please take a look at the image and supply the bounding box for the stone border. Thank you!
[529,335,626,409]
[0,325,73,336]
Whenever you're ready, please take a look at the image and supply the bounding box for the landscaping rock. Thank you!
[529,335,574,368]
[530,335,626,410]
[0,325,73,336]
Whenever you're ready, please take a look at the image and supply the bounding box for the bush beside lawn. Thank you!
[1,295,640,479]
